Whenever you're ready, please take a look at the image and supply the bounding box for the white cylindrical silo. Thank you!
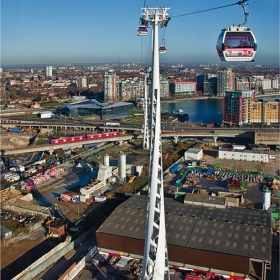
[136,165,142,176]
[103,154,110,166]
[263,187,271,210]
[118,151,126,182]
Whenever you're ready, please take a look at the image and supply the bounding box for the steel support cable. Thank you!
[172,0,248,18]
[141,36,143,67]
[146,28,152,63]
[161,27,166,45]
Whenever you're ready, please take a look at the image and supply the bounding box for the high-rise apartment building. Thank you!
[223,91,279,126]
[169,81,197,96]
[159,76,170,98]
[196,74,217,96]
[46,66,52,77]
[222,90,255,126]
[217,68,235,96]
[104,71,169,102]
[248,76,263,95]
[256,99,279,125]
[120,80,144,101]
[235,77,250,91]
[271,78,279,89]
[104,70,120,102]
[265,100,279,124]
[76,77,87,88]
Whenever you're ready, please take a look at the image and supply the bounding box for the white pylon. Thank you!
[139,7,171,280]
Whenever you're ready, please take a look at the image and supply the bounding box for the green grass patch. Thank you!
[36,139,46,145]
[14,114,40,119]
[40,102,64,107]
[130,109,144,115]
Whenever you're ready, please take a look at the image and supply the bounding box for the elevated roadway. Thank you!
[1,135,133,155]
[0,117,264,136]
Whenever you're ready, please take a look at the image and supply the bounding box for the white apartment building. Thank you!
[76,77,87,88]
[46,66,53,77]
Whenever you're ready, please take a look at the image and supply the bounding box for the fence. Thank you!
[12,227,95,280]
[3,203,49,218]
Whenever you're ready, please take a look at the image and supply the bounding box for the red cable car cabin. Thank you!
[137,25,148,36]
[159,45,167,54]
[216,26,257,62]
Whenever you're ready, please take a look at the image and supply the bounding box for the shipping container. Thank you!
[10,127,20,133]
[1,225,12,239]
[170,163,181,173]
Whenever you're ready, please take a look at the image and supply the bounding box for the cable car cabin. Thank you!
[216,26,257,62]
[137,25,148,36]
[159,45,167,54]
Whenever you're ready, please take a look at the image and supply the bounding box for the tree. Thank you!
[10,91,17,99]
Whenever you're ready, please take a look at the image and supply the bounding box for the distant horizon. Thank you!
[1,61,279,68]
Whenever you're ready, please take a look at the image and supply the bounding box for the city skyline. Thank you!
[1,0,279,66]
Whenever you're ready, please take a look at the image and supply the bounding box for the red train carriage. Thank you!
[51,131,120,144]
[86,131,120,139]
[50,135,86,144]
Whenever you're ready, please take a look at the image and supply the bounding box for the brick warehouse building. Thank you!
[96,195,272,279]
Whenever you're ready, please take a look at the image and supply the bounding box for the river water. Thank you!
[160,95,280,125]
[161,98,222,125]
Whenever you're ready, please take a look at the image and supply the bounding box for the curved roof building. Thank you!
[65,99,133,120]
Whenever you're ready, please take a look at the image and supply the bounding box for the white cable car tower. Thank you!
[139,7,171,280]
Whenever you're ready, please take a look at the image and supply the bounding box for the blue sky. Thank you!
[1,0,279,65]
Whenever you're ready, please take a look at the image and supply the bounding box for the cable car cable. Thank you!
[171,0,249,19]
[146,29,152,63]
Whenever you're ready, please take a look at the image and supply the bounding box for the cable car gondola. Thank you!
[137,25,148,36]
[159,40,167,54]
[216,0,257,62]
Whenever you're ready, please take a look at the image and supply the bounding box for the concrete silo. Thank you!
[263,187,271,210]
[118,151,126,182]
[103,154,110,167]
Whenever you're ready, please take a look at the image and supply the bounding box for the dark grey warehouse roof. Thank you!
[184,193,226,206]
[97,195,271,260]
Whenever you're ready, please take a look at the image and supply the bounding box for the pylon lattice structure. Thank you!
[142,72,149,150]
[140,7,171,280]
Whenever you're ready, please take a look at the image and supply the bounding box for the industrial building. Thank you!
[96,152,143,186]
[65,99,133,120]
[184,148,203,161]
[39,111,52,119]
[254,130,280,145]
[218,145,269,163]
[96,195,271,278]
